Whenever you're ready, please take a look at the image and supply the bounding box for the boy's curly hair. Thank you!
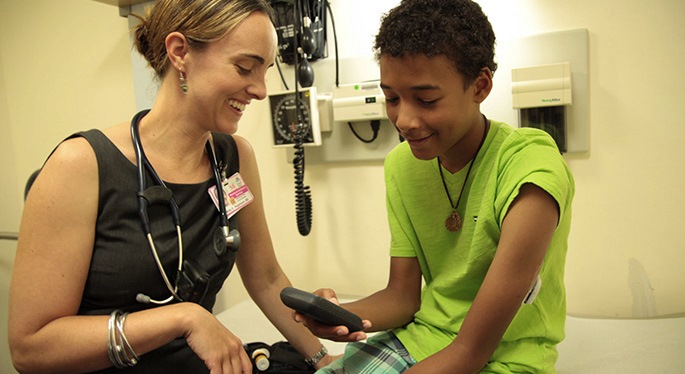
[373,0,497,88]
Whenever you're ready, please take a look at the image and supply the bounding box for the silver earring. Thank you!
[179,71,188,93]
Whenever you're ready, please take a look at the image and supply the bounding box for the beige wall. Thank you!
[0,1,136,371]
[476,0,685,318]
[229,0,685,318]
[1,0,684,371]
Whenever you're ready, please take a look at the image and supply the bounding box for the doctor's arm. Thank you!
[230,135,335,369]
[8,138,251,373]
[406,183,560,374]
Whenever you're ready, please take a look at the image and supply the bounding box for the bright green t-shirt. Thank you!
[386,120,574,373]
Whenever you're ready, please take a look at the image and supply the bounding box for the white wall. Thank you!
[1,0,684,370]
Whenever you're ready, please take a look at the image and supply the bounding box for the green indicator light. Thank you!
[354,85,360,90]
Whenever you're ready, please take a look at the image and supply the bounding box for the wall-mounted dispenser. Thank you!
[505,28,590,154]
[512,62,572,153]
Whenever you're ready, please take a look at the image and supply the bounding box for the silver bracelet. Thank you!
[116,313,139,365]
[305,345,328,367]
[107,310,139,368]
[107,311,119,367]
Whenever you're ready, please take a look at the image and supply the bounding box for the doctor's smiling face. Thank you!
[178,11,278,135]
[379,53,492,165]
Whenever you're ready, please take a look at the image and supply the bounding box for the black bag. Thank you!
[244,341,315,373]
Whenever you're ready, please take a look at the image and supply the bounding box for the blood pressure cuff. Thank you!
[244,341,315,373]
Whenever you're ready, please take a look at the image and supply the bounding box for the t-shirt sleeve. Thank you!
[494,128,575,226]
[385,148,420,258]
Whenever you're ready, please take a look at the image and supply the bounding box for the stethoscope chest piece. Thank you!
[214,226,241,256]
[213,228,227,256]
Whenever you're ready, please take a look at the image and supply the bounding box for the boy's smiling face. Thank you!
[380,54,491,169]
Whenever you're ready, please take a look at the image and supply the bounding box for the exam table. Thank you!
[216,298,685,373]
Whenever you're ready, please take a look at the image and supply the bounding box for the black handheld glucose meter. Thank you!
[280,287,364,332]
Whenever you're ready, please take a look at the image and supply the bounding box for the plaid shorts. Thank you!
[315,331,416,374]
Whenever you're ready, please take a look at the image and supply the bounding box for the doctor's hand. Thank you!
[292,288,372,343]
[183,302,252,374]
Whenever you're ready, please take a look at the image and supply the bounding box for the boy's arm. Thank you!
[296,256,422,342]
[408,183,560,374]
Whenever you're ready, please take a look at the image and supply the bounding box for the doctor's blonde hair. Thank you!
[132,0,274,79]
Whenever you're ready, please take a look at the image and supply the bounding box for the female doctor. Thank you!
[8,0,330,372]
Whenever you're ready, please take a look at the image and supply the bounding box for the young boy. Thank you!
[295,0,574,372]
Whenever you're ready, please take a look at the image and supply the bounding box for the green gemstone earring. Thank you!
[179,71,188,93]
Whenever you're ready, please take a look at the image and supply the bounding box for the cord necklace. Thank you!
[438,115,489,232]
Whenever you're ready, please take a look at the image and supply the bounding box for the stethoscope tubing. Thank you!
[130,110,234,304]
[205,141,229,229]
[131,110,184,303]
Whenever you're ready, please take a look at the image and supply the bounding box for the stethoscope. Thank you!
[130,110,240,305]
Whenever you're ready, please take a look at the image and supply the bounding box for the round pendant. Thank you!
[445,210,462,232]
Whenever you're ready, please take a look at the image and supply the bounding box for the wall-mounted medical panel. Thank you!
[509,29,589,153]
[332,82,387,122]
[512,62,572,152]
[512,62,572,109]
[279,56,400,163]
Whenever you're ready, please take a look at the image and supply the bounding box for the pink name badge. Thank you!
[208,172,254,219]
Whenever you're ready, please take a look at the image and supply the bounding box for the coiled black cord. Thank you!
[293,0,312,236]
[293,128,312,236]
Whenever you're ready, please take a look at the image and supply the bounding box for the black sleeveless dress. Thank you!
[74,128,239,373]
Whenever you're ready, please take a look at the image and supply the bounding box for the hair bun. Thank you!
[132,18,152,63]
